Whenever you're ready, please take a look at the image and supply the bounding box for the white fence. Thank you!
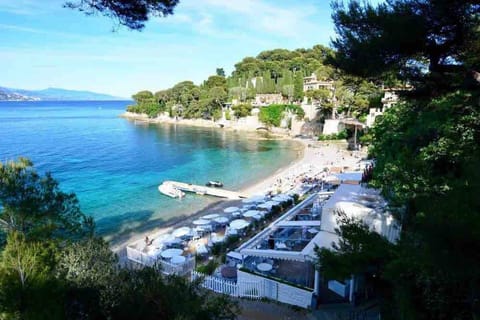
[191,271,263,299]
[126,246,195,276]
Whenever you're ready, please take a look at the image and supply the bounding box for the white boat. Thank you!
[158,183,185,198]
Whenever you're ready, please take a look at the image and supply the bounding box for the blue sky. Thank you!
[0,0,381,98]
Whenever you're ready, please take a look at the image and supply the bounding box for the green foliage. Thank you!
[215,68,226,77]
[331,0,480,93]
[318,130,347,141]
[258,104,304,127]
[0,232,65,319]
[204,75,227,89]
[258,104,285,127]
[64,0,179,31]
[323,1,480,318]
[109,267,238,319]
[0,158,94,241]
[358,132,372,146]
[196,260,218,276]
[293,72,304,101]
[126,44,382,122]
[316,212,394,279]
[231,103,252,118]
[128,90,165,118]
[0,160,238,319]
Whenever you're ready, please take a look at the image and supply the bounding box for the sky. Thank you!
[0,0,381,98]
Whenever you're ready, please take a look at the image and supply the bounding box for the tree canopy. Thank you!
[331,0,480,93]
[0,159,238,319]
[64,0,179,30]
[318,1,480,319]
[0,158,94,241]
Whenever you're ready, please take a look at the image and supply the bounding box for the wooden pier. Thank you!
[161,181,247,200]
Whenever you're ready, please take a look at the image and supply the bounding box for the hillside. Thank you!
[0,86,125,101]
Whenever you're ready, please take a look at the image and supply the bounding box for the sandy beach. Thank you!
[111,136,364,255]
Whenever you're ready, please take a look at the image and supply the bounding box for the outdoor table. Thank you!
[257,263,273,272]
[224,206,239,213]
[160,248,183,259]
[170,255,186,264]
[172,226,191,238]
[221,266,237,279]
[213,216,229,224]
[243,210,261,218]
[229,219,249,230]
[193,219,211,226]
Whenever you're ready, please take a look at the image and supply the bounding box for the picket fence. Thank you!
[191,271,263,299]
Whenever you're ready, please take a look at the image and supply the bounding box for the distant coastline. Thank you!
[0,86,127,101]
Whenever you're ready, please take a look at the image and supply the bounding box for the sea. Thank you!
[0,101,301,242]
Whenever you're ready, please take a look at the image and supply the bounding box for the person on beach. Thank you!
[145,236,152,246]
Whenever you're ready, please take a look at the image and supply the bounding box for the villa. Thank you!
[303,73,334,92]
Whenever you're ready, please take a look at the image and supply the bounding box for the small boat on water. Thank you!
[205,181,223,188]
[158,183,185,198]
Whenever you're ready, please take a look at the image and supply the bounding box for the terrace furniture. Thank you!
[170,255,186,264]
[257,263,273,272]
[221,266,237,280]
[160,248,183,259]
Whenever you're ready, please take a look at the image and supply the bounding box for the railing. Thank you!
[191,271,263,299]
[126,246,195,276]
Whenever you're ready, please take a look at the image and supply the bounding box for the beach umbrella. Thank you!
[171,226,191,238]
[229,219,249,230]
[192,219,211,226]
[213,216,229,224]
[242,195,264,203]
[224,206,239,213]
[257,200,280,210]
[243,210,261,218]
[272,194,291,202]
[202,213,220,220]
[160,248,183,259]
[152,233,176,246]
[211,234,225,243]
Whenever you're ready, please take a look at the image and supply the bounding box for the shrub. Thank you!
[196,260,218,275]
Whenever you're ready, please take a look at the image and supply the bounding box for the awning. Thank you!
[227,251,243,260]
[240,248,308,262]
[276,220,321,227]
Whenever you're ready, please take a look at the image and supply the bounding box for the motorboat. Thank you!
[158,183,185,198]
[205,180,223,188]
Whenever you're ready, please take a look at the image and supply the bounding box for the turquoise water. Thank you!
[0,101,300,241]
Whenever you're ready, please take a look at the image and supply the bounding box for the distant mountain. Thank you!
[0,86,126,101]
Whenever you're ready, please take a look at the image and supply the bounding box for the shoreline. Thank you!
[110,137,305,253]
[111,136,364,255]
[120,111,292,137]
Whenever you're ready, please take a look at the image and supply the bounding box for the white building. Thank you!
[303,73,334,92]
[366,89,401,127]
